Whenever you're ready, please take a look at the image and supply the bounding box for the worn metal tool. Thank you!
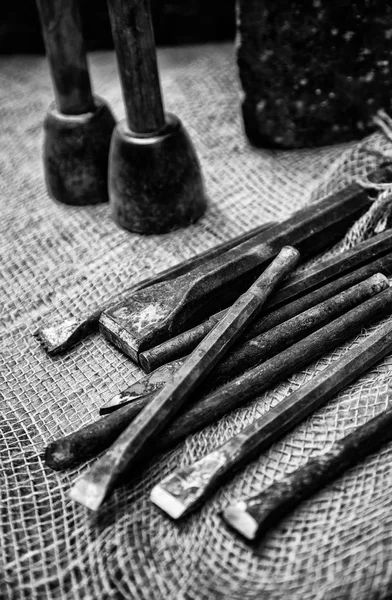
[107,0,206,233]
[151,275,391,519]
[69,247,300,509]
[100,179,372,363]
[35,221,274,354]
[104,274,388,413]
[101,360,183,414]
[45,281,392,472]
[139,230,392,372]
[36,0,116,205]
[221,319,392,541]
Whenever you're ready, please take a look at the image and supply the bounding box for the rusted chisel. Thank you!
[221,319,392,541]
[99,180,373,362]
[151,296,392,519]
[35,221,274,354]
[101,360,183,414]
[103,274,388,413]
[45,281,392,472]
[69,247,300,510]
[139,230,392,372]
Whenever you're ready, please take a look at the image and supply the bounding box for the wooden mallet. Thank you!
[106,0,207,233]
[36,0,116,205]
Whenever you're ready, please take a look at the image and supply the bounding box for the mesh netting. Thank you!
[2,43,392,600]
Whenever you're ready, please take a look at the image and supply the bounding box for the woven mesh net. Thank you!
[3,43,392,600]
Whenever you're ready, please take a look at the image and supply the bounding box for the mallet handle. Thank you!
[36,0,95,115]
[107,0,165,133]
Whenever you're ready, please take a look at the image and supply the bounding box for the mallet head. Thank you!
[108,113,207,234]
[43,96,116,205]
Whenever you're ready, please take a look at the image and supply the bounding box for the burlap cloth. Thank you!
[2,43,392,600]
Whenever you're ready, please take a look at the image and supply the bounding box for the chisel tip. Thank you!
[150,484,188,519]
[221,502,259,540]
[100,393,128,415]
[36,317,85,354]
[69,477,107,512]
[100,359,184,415]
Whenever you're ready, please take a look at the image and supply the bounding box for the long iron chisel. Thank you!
[99,179,374,362]
[151,286,392,519]
[36,221,275,354]
[222,320,392,541]
[139,230,392,372]
[45,282,392,472]
[69,247,300,509]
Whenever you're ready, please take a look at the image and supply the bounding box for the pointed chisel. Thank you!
[69,247,300,509]
[101,360,183,415]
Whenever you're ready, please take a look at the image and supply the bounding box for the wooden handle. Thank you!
[107,0,165,132]
[36,0,94,114]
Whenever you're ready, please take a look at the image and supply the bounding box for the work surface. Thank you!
[2,43,392,600]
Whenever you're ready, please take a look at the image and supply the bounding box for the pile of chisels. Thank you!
[38,167,392,543]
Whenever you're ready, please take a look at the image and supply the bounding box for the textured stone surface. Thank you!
[238,1,392,148]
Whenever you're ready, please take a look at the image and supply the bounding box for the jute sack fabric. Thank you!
[2,43,392,600]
